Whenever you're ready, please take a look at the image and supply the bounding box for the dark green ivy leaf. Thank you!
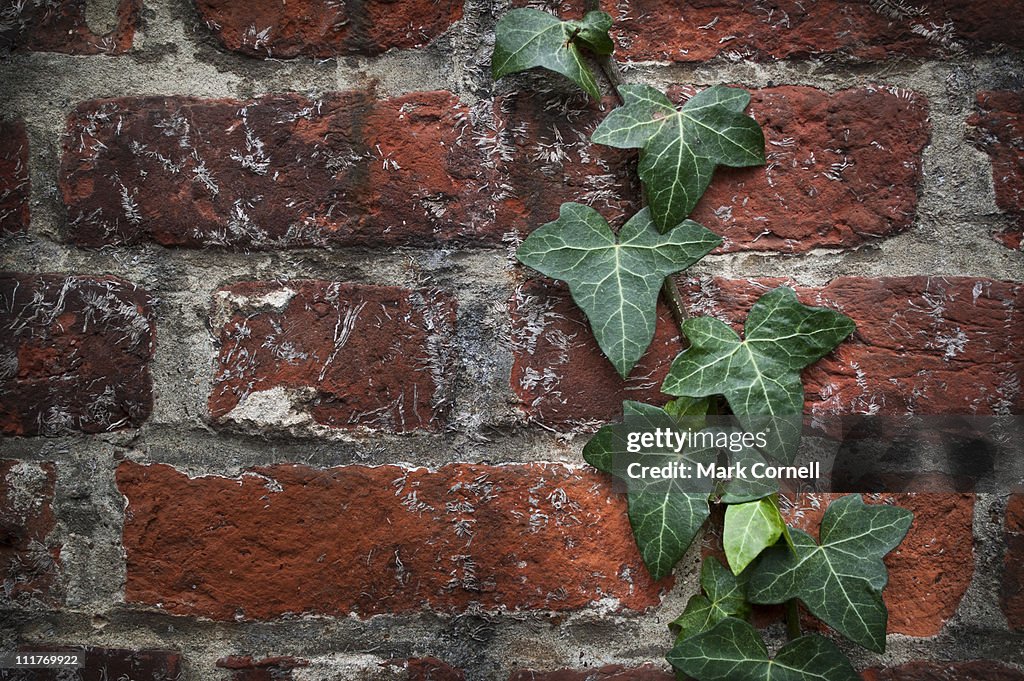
[592,84,765,231]
[669,617,860,681]
[518,203,720,378]
[748,495,913,653]
[492,9,613,99]
[661,286,855,462]
[671,557,750,642]
[582,401,715,580]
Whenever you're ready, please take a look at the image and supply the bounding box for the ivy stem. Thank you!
[583,0,690,335]
[786,599,802,640]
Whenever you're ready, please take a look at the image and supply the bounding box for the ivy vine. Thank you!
[494,7,913,680]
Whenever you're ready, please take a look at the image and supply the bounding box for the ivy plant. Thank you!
[493,9,912,680]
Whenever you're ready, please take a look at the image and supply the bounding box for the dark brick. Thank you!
[1003,494,1024,631]
[217,656,309,681]
[0,274,155,436]
[60,92,498,249]
[679,277,1024,417]
[509,279,682,429]
[781,493,973,637]
[0,460,59,605]
[194,0,463,57]
[3,648,180,681]
[495,90,641,237]
[0,119,29,235]
[0,0,140,54]
[862,660,1024,680]
[208,281,457,433]
[526,0,1024,62]
[117,460,666,620]
[686,85,929,253]
[968,91,1024,249]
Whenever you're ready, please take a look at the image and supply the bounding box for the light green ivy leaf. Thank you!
[518,203,720,378]
[671,557,750,642]
[492,9,613,99]
[669,617,860,681]
[592,84,765,231]
[583,401,715,580]
[748,494,913,652]
[661,286,855,462]
[723,497,786,575]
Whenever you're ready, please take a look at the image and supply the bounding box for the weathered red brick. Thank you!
[60,92,499,249]
[508,665,673,680]
[0,0,139,54]
[862,660,1024,681]
[1003,494,1024,631]
[495,91,641,236]
[510,276,1023,429]
[684,85,928,253]
[0,460,59,605]
[195,0,463,57]
[968,91,1024,249]
[0,119,29,235]
[0,274,155,436]
[19,648,181,681]
[509,279,681,429]
[781,493,973,637]
[209,281,456,433]
[218,656,309,681]
[117,461,666,620]
[529,0,1024,62]
[679,277,1024,417]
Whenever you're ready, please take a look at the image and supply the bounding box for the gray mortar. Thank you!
[1,0,1023,678]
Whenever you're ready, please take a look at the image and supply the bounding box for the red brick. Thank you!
[495,91,641,236]
[60,92,498,249]
[0,460,59,604]
[968,91,1024,249]
[218,656,309,681]
[194,0,463,57]
[117,461,666,620]
[684,86,929,253]
[862,660,1024,681]
[0,274,155,436]
[0,119,30,235]
[508,665,673,680]
[209,281,456,433]
[1002,494,1024,631]
[678,277,1024,417]
[509,279,682,429]
[533,0,1024,62]
[19,648,181,681]
[0,0,139,54]
[781,493,973,637]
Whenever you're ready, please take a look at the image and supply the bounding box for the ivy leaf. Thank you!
[661,286,855,462]
[492,9,613,99]
[723,497,785,575]
[592,84,765,231]
[719,443,777,504]
[518,203,720,378]
[668,617,860,681]
[582,401,716,580]
[748,494,913,652]
[671,557,749,642]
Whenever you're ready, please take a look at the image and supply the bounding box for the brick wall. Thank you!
[1,0,1022,678]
